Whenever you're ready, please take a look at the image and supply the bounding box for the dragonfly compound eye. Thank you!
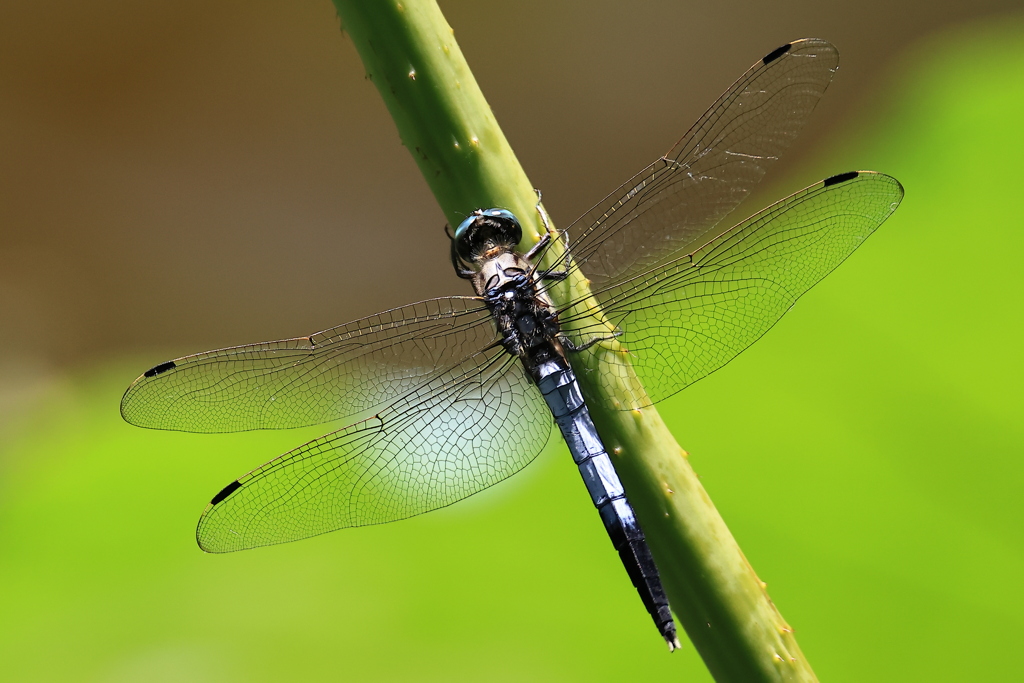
[454,209,523,262]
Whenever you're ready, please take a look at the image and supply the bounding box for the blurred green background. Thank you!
[2,1,1023,681]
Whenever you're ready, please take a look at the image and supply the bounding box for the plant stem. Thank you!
[330,1,818,680]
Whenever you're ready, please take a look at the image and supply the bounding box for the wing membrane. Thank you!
[560,38,839,287]
[121,297,494,433]
[560,172,903,407]
[196,350,552,552]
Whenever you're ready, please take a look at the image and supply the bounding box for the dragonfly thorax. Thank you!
[452,208,560,362]
[482,267,560,362]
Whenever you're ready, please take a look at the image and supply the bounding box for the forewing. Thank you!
[561,172,903,407]
[121,297,495,433]
[196,349,552,552]
[562,38,839,287]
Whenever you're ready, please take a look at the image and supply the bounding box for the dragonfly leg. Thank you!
[532,191,573,271]
[534,189,554,234]
[526,235,569,282]
[561,330,623,353]
[539,269,567,282]
[524,232,551,261]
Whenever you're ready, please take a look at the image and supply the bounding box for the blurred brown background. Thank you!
[0,0,1016,378]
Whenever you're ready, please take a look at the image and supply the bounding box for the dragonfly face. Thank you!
[452,208,523,266]
[120,38,903,650]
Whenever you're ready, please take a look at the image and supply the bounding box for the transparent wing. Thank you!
[121,297,495,433]
[559,172,903,407]
[559,38,839,287]
[196,349,552,552]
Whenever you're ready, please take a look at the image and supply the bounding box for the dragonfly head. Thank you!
[452,209,523,266]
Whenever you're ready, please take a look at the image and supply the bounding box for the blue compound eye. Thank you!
[453,214,477,242]
[453,209,518,240]
[453,208,523,262]
[486,208,516,221]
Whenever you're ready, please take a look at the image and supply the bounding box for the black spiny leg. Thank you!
[529,246,568,289]
[539,269,568,282]
[561,330,624,353]
[534,193,573,273]
[526,233,569,282]
[528,194,573,283]
[524,233,551,261]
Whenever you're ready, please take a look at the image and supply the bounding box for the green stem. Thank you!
[330,1,817,680]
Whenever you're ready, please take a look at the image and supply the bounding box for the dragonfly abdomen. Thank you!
[531,357,680,651]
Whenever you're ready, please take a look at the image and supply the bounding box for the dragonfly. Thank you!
[121,38,902,650]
